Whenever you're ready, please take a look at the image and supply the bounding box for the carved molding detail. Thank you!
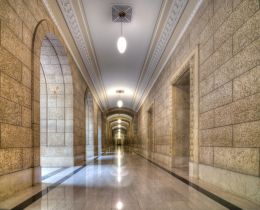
[133,0,188,110]
[57,0,107,106]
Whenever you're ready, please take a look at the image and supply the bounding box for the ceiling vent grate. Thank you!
[112,5,132,23]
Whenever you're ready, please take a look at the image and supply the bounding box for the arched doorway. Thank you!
[85,90,94,161]
[40,33,73,168]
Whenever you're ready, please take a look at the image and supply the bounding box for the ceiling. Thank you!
[82,0,162,109]
[43,0,203,111]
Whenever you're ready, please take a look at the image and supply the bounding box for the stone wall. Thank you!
[132,0,260,204]
[0,0,103,200]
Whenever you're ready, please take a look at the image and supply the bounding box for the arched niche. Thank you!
[40,33,73,167]
[32,20,75,183]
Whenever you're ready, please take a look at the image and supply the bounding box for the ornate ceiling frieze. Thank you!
[132,0,188,110]
[57,0,108,108]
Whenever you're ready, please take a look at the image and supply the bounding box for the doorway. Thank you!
[147,106,154,159]
[172,70,190,172]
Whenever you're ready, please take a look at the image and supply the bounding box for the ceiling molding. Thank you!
[42,0,106,111]
[57,0,109,108]
[132,0,188,110]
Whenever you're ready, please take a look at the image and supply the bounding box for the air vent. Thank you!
[112,5,132,23]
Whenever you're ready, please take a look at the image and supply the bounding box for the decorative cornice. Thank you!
[132,0,188,110]
[57,0,108,108]
[42,0,106,111]
[134,0,203,111]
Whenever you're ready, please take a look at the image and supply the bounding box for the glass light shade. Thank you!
[117,100,123,108]
[117,36,127,54]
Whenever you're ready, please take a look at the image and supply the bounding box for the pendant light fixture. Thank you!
[117,21,127,54]
[116,90,124,108]
[112,5,132,54]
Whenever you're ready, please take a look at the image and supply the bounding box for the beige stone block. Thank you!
[0,0,22,38]
[22,65,31,89]
[48,108,64,120]
[48,133,64,146]
[33,147,40,167]
[233,66,260,101]
[200,82,232,113]
[0,148,23,175]
[40,132,47,145]
[0,47,22,81]
[1,124,32,148]
[65,94,73,107]
[64,75,72,84]
[199,164,260,204]
[65,133,73,145]
[22,86,31,108]
[22,106,31,127]
[8,0,37,31]
[234,121,260,147]
[199,36,213,64]
[41,146,73,157]
[0,168,32,201]
[48,120,56,132]
[48,95,57,107]
[233,10,260,54]
[22,148,33,169]
[232,93,260,124]
[214,147,259,176]
[0,97,21,125]
[33,78,40,103]
[41,156,74,167]
[33,124,40,147]
[199,74,214,97]
[214,103,233,126]
[33,101,40,124]
[213,0,232,15]
[1,23,31,67]
[199,110,214,129]
[47,84,64,95]
[57,120,65,132]
[199,147,213,165]
[22,24,33,49]
[57,95,65,107]
[200,126,232,146]
[65,120,73,132]
[1,73,23,104]
[200,38,232,81]
[65,84,73,94]
[65,108,73,120]
[214,0,259,49]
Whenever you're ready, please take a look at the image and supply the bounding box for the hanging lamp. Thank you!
[112,5,132,54]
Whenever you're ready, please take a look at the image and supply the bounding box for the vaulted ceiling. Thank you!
[43,0,202,111]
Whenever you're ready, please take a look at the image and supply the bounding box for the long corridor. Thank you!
[22,147,228,210]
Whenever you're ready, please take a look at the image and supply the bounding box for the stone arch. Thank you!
[85,89,94,161]
[32,20,74,182]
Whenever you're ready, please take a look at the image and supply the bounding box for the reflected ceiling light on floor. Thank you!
[116,201,123,210]
[112,5,132,54]
[118,119,121,123]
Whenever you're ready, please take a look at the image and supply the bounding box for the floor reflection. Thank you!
[25,147,228,210]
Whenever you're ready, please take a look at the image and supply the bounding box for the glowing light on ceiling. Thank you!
[117,36,127,54]
[117,100,123,108]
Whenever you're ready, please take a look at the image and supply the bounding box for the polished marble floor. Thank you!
[21,147,233,210]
